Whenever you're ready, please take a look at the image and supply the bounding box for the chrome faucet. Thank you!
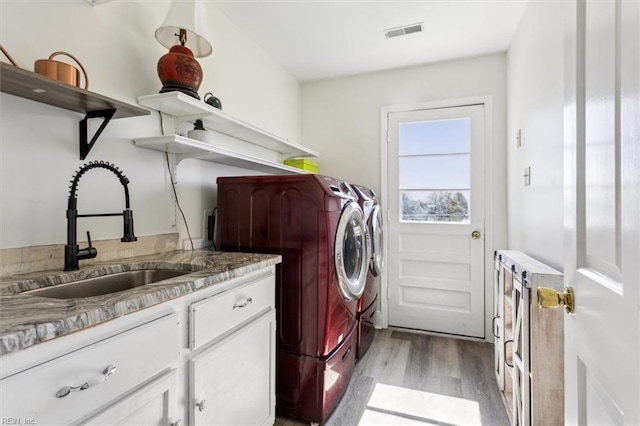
[64,161,137,271]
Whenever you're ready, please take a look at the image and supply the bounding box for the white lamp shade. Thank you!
[155,0,213,58]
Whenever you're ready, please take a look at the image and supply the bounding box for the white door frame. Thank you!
[379,95,496,342]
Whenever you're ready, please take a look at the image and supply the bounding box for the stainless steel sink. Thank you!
[24,269,190,299]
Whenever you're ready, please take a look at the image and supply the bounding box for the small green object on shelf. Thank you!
[284,158,318,173]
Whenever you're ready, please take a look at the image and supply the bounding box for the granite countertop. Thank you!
[0,250,281,356]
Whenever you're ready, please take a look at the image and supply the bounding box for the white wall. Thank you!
[0,1,299,250]
[301,54,507,244]
[506,1,567,271]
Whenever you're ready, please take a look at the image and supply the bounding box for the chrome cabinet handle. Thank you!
[196,399,207,412]
[233,297,253,310]
[504,340,514,368]
[172,420,183,426]
[492,315,500,339]
[56,365,117,398]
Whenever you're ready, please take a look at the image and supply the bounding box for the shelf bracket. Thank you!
[79,109,116,160]
[166,153,190,227]
[160,112,177,136]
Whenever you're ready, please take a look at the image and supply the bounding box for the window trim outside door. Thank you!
[379,95,498,342]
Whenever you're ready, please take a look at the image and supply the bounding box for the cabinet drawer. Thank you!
[83,369,178,425]
[189,271,275,349]
[0,313,179,425]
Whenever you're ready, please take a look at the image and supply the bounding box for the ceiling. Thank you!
[213,0,529,82]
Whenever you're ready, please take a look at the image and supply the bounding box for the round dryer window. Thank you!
[369,204,384,276]
[335,202,369,301]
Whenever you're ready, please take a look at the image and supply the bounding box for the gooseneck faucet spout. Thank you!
[64,161,137,271]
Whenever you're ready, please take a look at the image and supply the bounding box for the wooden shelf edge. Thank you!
[1,62,149,119]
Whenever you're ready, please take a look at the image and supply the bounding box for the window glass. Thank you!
[401,191,470,222]
[399,117,471,223]
[399,118,470,155]
[399,154,470,189]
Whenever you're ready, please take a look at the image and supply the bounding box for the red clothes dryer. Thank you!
[352,184,384,361]
[216,174,370,424]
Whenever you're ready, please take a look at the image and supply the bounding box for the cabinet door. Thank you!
[512,277,530,426]
[493,259,504,389]
[189,310,275,426]
[81,369,179,426]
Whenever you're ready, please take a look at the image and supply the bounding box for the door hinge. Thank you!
[386,286,390,299]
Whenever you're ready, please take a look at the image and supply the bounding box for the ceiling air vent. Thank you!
[384,22,424,39]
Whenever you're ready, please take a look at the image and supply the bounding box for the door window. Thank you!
[399,118,471,223]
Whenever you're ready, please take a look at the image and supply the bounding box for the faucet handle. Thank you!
[76,231,98,262]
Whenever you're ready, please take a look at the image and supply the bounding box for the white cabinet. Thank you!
[0,312,180,425]
[135,92,319,175]
[190,311,276,426]
[493,250,564,426]
[83,369,179,426]
[0,266,277,425]
[187,271,276,425]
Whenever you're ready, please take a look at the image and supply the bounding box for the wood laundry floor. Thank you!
[275,328,509,426]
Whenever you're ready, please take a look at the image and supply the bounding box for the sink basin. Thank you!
[24,269,190,299]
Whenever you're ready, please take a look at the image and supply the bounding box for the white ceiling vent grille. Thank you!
[384,22,424,39]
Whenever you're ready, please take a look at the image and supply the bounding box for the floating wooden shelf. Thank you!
[1,62,149,159]
[1,62,148,119]
[133,135,312,175]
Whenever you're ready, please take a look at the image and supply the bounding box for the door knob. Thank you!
[471,230,481,239]
[538,286,574,314]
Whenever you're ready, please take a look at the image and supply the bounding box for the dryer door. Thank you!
[369,204,384,277]
[335,202,369,301]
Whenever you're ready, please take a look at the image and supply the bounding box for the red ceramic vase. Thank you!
[157,45,202,100]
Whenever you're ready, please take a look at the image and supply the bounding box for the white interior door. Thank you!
[386,104,485,338]
[564,0,639,424]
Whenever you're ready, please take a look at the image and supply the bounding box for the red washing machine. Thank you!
[216,174,370,424]
[352,184,384,361]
